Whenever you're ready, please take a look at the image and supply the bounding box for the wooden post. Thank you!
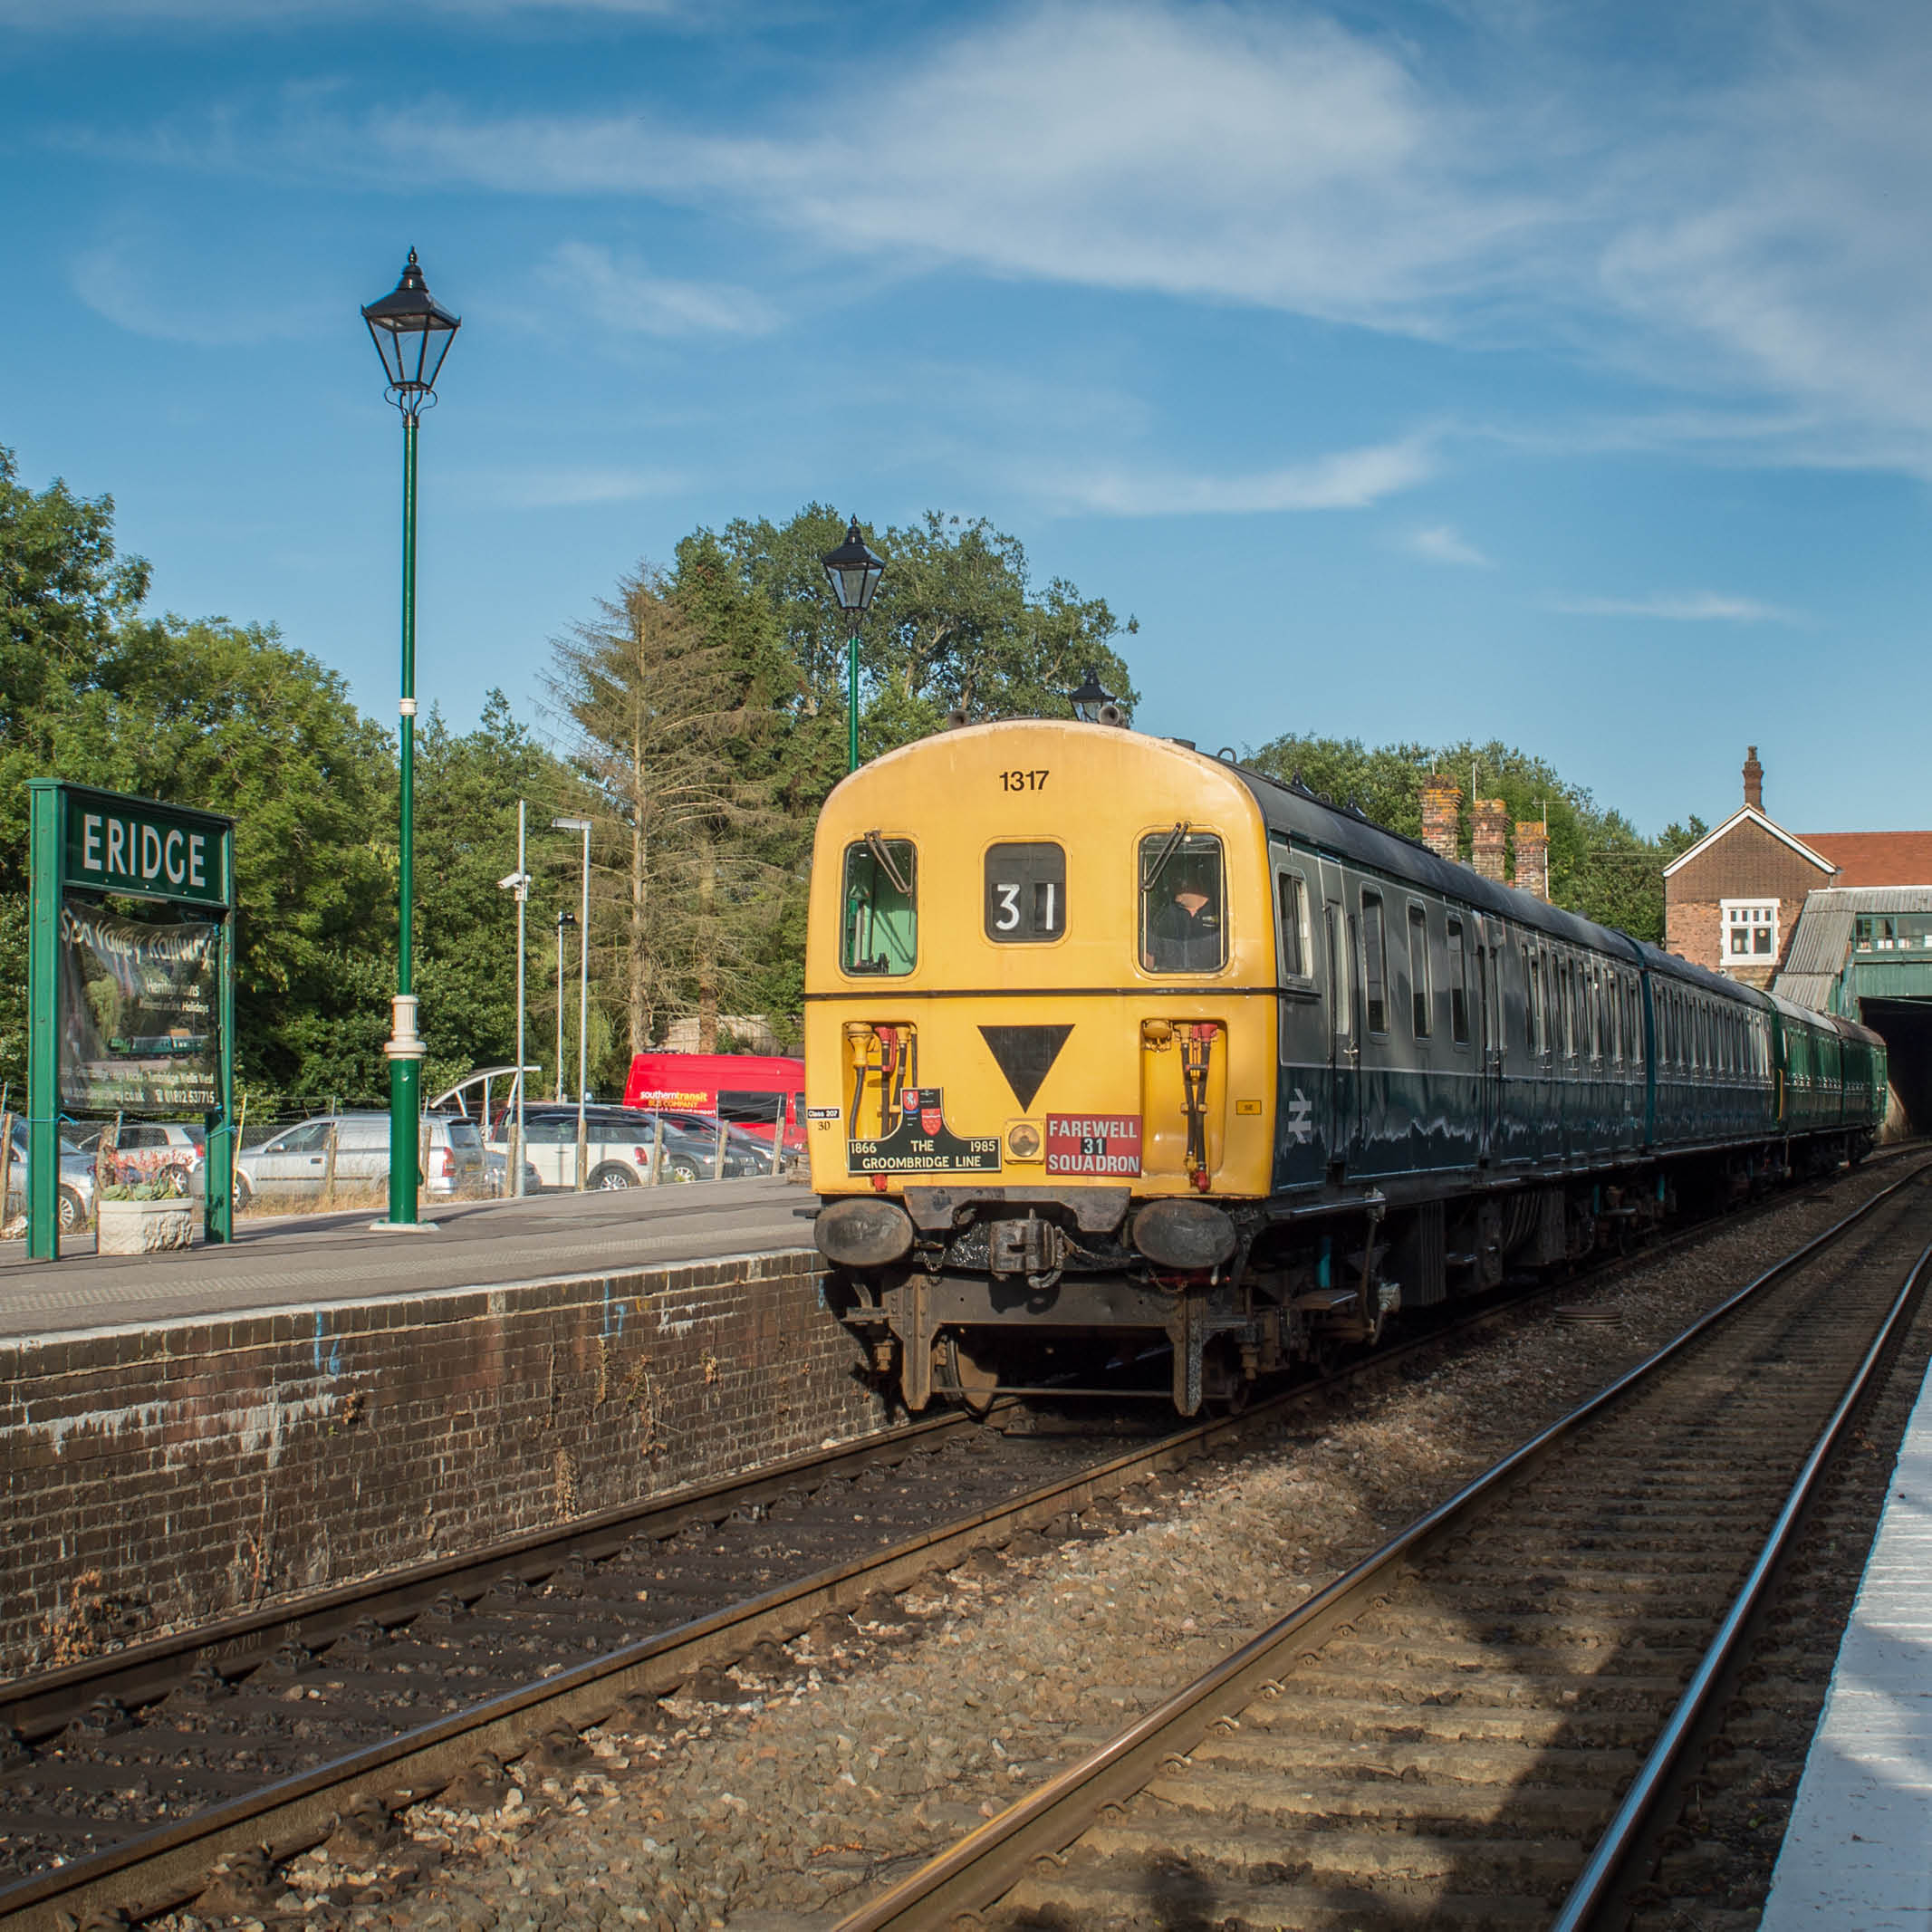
[0,1110,14,1228]
[322,1118,340,1208]
[94,1112,122,1227]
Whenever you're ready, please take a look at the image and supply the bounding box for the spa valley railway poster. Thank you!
[57,900,221,1111]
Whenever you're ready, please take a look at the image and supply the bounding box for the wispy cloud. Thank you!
[1408,523,1493,567]
[1550,592,1803,624]
[70,238,316,344]
[1045,435,1435,516]
[51,0,1932,481]
[0,0,687,21]
[484,464,686,509]
[233,1,1539,336]
[541,241,777,339]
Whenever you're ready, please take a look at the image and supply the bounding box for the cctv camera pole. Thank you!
[554,908,571,1104]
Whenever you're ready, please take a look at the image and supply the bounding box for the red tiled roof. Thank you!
[1799,831,1932,889]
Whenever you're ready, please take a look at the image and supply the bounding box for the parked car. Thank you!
[653,1110,776,1175]
[235,1111,486,1208]
[485,1148,545,1197]
[495,1105,764,1190]
[4,1120,97,1233]
[72,1122,206,1197]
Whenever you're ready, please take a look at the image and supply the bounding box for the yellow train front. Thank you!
[805,717,1279,1413]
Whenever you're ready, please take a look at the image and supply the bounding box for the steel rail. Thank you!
[2,1158,1911,1931]
[0,1403,994,1741]
[14,1138,1854,1740]
[827,1162,1930,1932]
[0,1404,1255,1930]
[1550,1235,1932,1930]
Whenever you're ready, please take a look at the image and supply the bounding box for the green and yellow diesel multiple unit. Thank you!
[804,718,1887,1414]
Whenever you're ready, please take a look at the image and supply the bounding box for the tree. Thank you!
[411,694,578,1096]
[1247,731,1688,944]
[547,566,783,1065]
[665,506,1140,1034]
[0,443,402,1100]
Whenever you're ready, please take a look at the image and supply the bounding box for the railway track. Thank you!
[833,1165,1932,1932]
[0,1155,1916,1931]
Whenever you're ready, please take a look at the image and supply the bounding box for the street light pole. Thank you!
[553,816,592,1189]
[819,517,887,774]
[497,803,532,1199]
[361,248,460,1233]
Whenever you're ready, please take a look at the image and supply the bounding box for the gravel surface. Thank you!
[159,1163,1925,1932]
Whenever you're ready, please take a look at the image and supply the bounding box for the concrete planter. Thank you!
[98,1197,195,1255]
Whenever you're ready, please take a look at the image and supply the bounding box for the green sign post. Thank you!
[25,780,236,1260]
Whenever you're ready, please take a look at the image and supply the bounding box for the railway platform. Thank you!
[0,1177,875,1685]
[0,1175,810,1341]
[1760,1350,1932,1927]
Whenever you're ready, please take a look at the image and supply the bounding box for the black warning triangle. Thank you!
[978,1024,1072,1111]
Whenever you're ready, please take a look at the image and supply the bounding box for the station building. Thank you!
[1665,747,1932,1127]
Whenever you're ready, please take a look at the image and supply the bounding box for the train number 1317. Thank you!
[1000,769,1049,792]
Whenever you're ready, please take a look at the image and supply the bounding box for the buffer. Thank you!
[979,1024,1072,1111]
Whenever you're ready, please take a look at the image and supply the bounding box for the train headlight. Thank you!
[1006,1121,1043,1162]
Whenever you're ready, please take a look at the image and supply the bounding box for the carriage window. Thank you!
[1447,919,1470,1045]
[841,836,918,976]
[1140,831,1226,973]
[985,842,1066,943]
[1361,893,1389,1034]
[1274,864,1312,982]
[1408,904,1430,1037]
[1331,908,1352,1037]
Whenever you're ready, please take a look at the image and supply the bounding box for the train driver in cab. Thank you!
[1142,831,1225,972]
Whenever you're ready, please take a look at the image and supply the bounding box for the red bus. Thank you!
[621,1053,806,1148]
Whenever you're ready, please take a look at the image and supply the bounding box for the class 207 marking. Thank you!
[848,1086,1002,1175]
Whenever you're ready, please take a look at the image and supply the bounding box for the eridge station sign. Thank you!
[62,790,228,908]
[24,780,237,1260]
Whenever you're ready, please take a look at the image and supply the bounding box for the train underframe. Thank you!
[822,1129,1875,1417]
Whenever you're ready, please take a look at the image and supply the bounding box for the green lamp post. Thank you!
[361,248,460,1229]
[820,516,887,773]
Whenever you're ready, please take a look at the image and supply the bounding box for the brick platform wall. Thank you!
[0,1250,883,1677]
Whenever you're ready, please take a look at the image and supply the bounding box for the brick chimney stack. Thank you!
[1471,800,1509,882]
[1419,774,1463,864]
[1514,820,1550,901]
[1744,745,1764,812]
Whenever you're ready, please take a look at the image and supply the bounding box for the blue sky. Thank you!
[5,0,1930,837]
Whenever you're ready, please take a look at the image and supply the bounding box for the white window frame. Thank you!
[1721,899,1777,963]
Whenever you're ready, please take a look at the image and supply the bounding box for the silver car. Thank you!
[5,1120,98,1234]
[235,1111,485,1208]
